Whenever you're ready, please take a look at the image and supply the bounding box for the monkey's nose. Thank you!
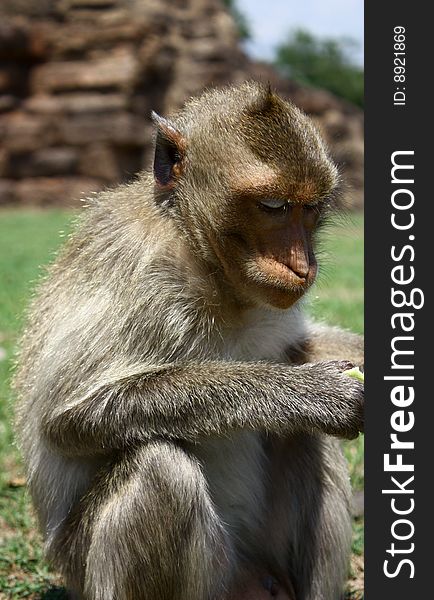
[286,243,309,279]
[284,258,309,280]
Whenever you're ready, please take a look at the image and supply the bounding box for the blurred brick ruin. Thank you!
[0,0,363,209]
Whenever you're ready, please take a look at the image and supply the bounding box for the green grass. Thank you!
[0,210,73,599]
[0,209,364,599]
[0,211,73,460]
[309,214,364,335]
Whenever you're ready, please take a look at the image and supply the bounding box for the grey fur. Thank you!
[14,82,363,600]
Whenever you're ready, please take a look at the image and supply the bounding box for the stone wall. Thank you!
[0,0,363,209]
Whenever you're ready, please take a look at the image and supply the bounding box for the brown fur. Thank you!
[14,82,363,600]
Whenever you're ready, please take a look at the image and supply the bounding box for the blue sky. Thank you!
[237,0,364,65]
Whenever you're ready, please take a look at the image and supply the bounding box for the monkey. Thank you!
[13,81,363,600]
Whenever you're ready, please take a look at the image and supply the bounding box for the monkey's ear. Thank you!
[151,111,186,188]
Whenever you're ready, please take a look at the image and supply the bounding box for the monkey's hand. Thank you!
[294,360,364,440]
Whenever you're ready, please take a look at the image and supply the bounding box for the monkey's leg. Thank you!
[54,442,234,600]
[263,434,352,600]
[287,322,364,366]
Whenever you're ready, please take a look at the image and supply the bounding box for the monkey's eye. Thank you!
[259,198,287,210]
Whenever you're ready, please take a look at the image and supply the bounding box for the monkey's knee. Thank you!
[85,442,232,600]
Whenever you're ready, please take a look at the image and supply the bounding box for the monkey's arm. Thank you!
[41,360,363,457]
[287,322,364,367]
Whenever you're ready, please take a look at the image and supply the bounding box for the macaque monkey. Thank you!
[14,82,363,600]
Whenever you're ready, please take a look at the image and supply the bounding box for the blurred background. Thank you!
[0,1,364,598]
[0,0,363,209]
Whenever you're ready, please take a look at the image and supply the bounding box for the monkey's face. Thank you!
[206,190,328,310]
[151,82,338,310]
[241,202,320,309]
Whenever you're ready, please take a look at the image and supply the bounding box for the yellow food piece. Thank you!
[343,367,364,382]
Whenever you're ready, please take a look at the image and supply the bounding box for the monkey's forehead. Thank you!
[229,159,338,204]
[180,118,338,203]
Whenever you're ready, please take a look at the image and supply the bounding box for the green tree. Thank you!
[275,29,364,107]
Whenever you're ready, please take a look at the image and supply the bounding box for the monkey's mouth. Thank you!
[285,261,318,290]
[254,256,317,291]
